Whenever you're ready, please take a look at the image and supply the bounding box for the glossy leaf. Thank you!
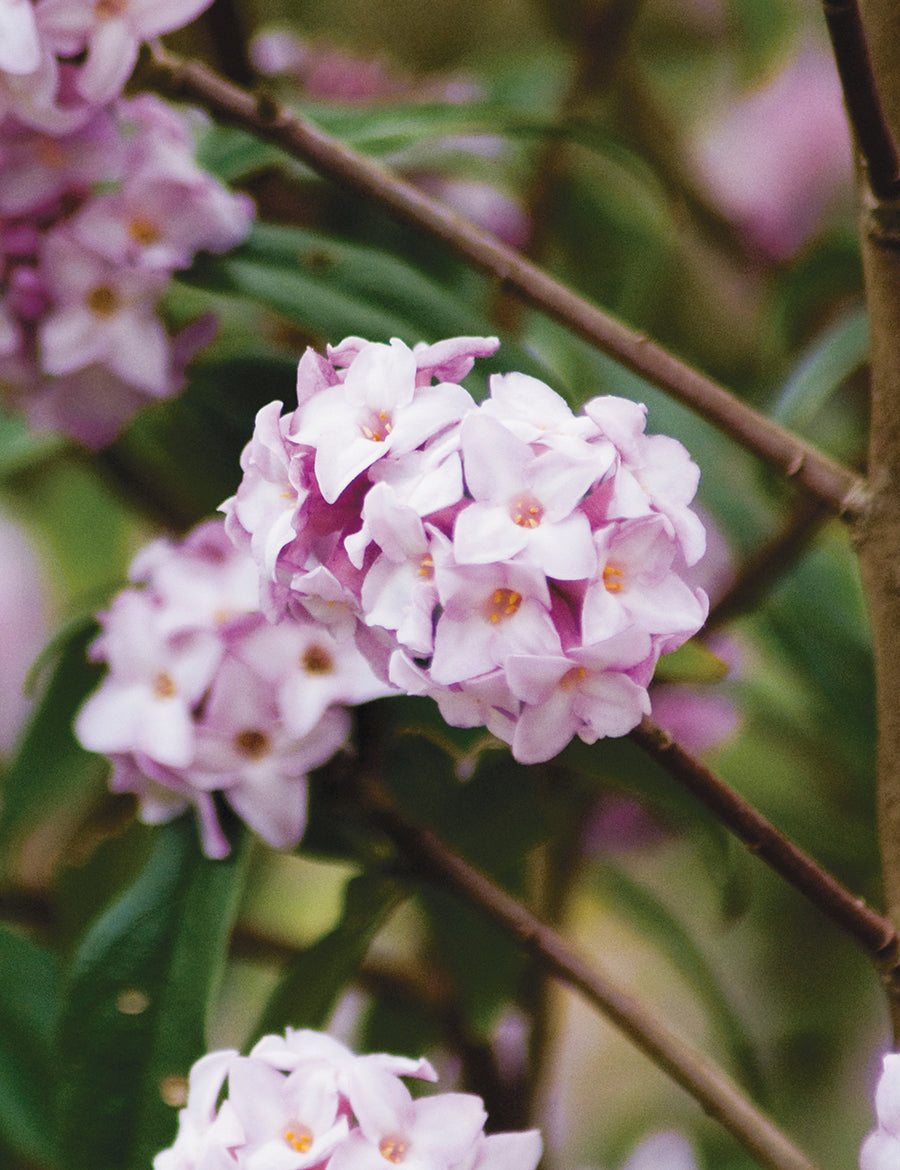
[0,618,107,881]
[774,306,869,431]
[0,926,60,1168]
[55,815,249,1170]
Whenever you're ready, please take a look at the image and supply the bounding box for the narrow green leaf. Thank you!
[593,865,764,1096]
[0,618,107,879]
[181,223,554,384]
[248,869,407,1045]
[774,307,869,431]
[0,926,60,1168]
[55,815,249,1170]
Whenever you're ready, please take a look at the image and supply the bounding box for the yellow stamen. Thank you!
[285,1126,314,1153]
[485,587,522,623]
[602,565,624,593]
[379,1137,409,1164]
[153,672,176,699]
[128,217,161,246]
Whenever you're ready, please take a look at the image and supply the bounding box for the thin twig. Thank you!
[629,717,900,985]
[138,47,868,519]
[705,496,828,630]
[822,0,900,198]
[354,777,820,1170]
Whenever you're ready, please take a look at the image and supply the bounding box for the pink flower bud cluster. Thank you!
[223,335,709,765]
[75,519,391,857]
[861,1053,900,1170]
[0,0,253,447]
[153,1027,542,1170]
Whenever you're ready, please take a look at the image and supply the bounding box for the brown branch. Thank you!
[823,0,900,198]
[629,717,900,982]
[138,47,868,519]
[355,778,820,1170]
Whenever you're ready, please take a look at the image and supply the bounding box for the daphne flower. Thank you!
[861,1053,900,1170]
[453,411,601,580]
[36,0,216,103]
[0,0,41,76]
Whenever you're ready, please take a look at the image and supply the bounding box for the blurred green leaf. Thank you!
[773,307,868,431]
[0,618,106,881]
[55,815,249,1170]
[0,926,60,1168]
[654,639,730,685]
[723,0,799,84]
[248,869,407,1044]
[0,405,64,479]
[593,864,764,1096]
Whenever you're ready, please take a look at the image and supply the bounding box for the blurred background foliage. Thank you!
[0,1,884,1168]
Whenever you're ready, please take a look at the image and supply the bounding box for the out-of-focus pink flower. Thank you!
[0,511,50,755]
[35,0,215,104]
[621,1132,698,1170]
[0,92,254,445]
[154,1028,541,1170]
[76,519,391,857]
[861,1053,900,1170]
[0,0,41,76]
[694,46,853,259]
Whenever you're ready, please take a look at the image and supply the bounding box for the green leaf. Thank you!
[654,639,730,686]
[55,815,249,1170]
[723,0,799,84]
[248,869,406,1044]
[181,223,553,385]
[0,404,64,478]
[773,307,869,431]
[0,618,107,881]
[0,926,60,1168]
[593,865,764,1097]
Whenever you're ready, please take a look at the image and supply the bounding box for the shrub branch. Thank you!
[140,46,867,518]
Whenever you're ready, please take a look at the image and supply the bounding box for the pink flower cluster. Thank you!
[153,1027,542,1170]
[223,335,708,765]
[75,519,390,857]
[0,0,253,446]
[861,1053,900,1170]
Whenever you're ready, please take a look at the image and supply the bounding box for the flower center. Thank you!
[302,644,334,674]
[128,216,161,246]
[379,1137,409,1164]
[560,666,587,690]
[87,284,119,317]
[234,729,270,759]
[485,587,522,623]
[360,409,393,443]
[153,672,176,699]
[94,0,127,17]
[602,564,624,593]
[284,1126,314,1154]
[510,496,543,529]
[417,553,435,579]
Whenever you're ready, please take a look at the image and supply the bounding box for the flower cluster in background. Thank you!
[861,1053,900,1170]
[248,27,530,250]
[75,519,390,857]
[0,0,254,446]
[154,1027,542,1170]
[223,335,708,765]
